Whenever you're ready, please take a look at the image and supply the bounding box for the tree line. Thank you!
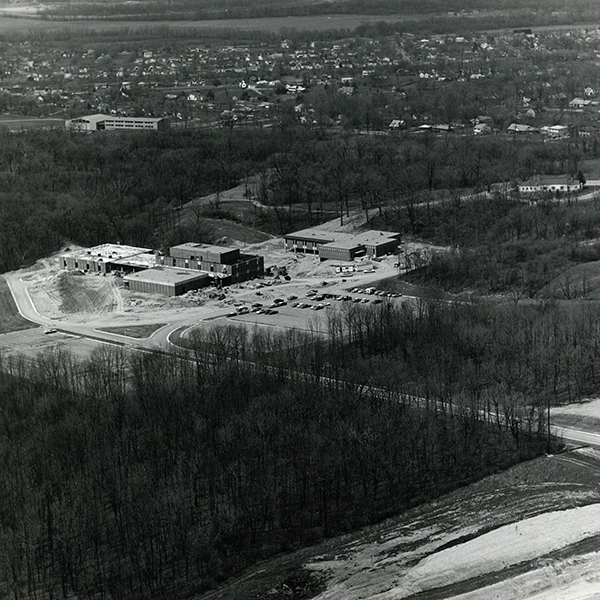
[0,124,594,279]
[371,189,600,296]
[0,298,555,600]
[0,127,278,272]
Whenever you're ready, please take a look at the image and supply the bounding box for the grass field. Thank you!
[0,115,64,131]
[0,276,35,333]
[0,13,409,35]
[96,323,166,338]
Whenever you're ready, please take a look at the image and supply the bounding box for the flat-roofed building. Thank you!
[124,267,210,297]
[284,228,400,261]
[66,114,169,132]
[169,243,240,265]
[158,242,264,285]
[318,240,366,262]
[355,231,402,257]
[60,241,263,292]
[284,229,335,254]
[59,244,154,274]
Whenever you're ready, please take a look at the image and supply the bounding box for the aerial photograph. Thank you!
[3,0,600,598]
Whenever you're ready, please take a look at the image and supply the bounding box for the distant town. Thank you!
[2,26,600,140]
[3,4,600,600]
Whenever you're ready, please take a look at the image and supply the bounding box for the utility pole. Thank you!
[547,394,552,454]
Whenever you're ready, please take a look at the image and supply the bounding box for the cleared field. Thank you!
[198,450,600,600]
[0,13,409,35]
[0,116,64,131]
[201,217,272,244]
[57,271,119,315]
[0,276,35,333]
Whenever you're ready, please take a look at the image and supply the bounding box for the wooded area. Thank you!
[3,7,600,599]
[0,126,594,308]
[0,128,275,272]
[0,299,555,600]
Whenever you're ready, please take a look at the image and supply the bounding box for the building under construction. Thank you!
[60,242,264,296]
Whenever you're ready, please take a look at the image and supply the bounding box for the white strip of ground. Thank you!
[372,503,600,599]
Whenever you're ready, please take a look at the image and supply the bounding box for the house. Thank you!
[540,125,569,139]
[569,97,592,109]
[389,119,406,130]
[473,123,492,135]
[507,123,537,134]
[517,175,583,196]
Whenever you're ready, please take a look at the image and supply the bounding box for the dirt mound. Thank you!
[57,271,119,315]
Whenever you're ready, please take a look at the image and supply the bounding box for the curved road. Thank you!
[552,426,600,449]
[5,269,600,449]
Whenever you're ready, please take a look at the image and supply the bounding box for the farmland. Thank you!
[0,114,64,131]
[0,12,410,35]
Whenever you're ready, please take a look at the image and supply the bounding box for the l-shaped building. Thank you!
[284,228,400,262]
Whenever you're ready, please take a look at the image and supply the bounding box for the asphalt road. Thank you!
[5,267,600,450]
[552,426,600,449]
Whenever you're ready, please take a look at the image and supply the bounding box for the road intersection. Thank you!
[4,267,600,450]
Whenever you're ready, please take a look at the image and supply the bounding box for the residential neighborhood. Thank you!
[2,25,600,140]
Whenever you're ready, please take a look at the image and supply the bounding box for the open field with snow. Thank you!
[198,449,600,600]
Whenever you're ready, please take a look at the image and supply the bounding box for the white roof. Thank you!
[125,267,209,286]
[69,114,165,124]
[61,244,152,261]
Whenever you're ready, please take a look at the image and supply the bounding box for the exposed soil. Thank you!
[196,450,600,600]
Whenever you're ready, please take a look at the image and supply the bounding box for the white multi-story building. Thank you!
[66,114,169,131]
